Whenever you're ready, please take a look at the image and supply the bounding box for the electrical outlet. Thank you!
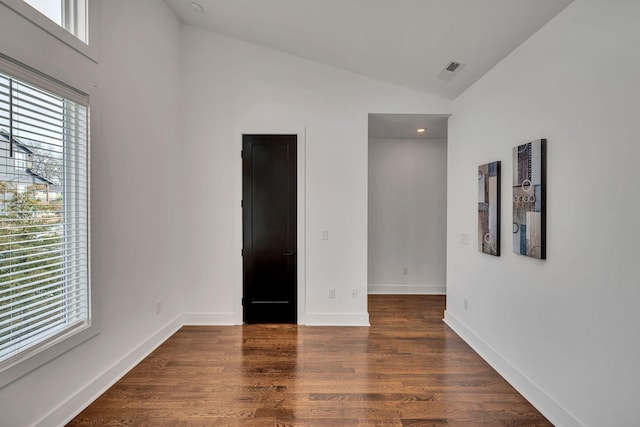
[350,288,357,299]
[321,229,329,240]
[464,299,468,310]
[402,267,408,275]
[155,301,162,315]
[329,288,336,299]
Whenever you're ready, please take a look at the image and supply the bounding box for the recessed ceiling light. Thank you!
[417,128,426,133]
[190,1,204,13]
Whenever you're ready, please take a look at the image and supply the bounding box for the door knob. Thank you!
[282,250,296,256]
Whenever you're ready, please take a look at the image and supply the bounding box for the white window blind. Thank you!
[0,55,89,370]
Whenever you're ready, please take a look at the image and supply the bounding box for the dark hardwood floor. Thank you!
[68,295,551,426]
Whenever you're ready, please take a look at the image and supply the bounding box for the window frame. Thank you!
[0,53,95,389]
[0,0,98,63]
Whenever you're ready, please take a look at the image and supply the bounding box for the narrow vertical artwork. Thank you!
[478,161,500,256]
[512,139,546,259]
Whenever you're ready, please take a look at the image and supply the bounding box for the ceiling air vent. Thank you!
[437,60,465,82]
[446,62,461,72]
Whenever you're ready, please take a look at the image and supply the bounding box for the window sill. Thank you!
[0,324,99,388]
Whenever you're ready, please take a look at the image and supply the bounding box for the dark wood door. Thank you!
[242,134,297,324]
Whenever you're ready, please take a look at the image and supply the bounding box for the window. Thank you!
[0,55,89,374]
[21,0,88,43]
[23,0,62,26]
[14,151,27,169]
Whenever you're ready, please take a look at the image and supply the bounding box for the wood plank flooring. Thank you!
[68,295,552,426]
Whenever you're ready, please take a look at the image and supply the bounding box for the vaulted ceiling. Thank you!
[165,0,574,100]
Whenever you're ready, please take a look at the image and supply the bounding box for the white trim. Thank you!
[0,0,99,63]
[35,316,183,427]
[443,311,583,427]
[234,126,307,325]
[0,53,89,109]
[368,284,446,295]
[0,326,98,388]
[181,312,236,326]
[303,312,370,327]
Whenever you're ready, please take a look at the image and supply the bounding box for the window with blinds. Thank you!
[0,56,89,371]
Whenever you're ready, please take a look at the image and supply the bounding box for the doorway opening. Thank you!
[367,114,449,296]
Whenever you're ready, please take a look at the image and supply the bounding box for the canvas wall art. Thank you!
[512,139,546,259]
[478,161,500,256]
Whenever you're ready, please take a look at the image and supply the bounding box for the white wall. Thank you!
[445,0,640,426]
[368,138,447,294]
[0,1,186,425]
[179,26,452,325]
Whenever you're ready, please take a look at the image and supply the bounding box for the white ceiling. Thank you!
[165,0,573,100]
[369,114,448,139]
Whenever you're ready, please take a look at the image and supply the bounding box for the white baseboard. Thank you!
[443,310,583,427]
[303,312,370,326]
[38,316,183,427]
[368,284,446,295]
[181,312,238,325]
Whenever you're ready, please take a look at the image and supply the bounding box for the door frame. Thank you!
[234,126,306,325]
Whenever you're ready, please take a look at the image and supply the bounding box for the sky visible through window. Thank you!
[23,0,62,26]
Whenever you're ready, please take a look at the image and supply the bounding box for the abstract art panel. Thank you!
[478,161,500,256]
[512,139,546,259]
